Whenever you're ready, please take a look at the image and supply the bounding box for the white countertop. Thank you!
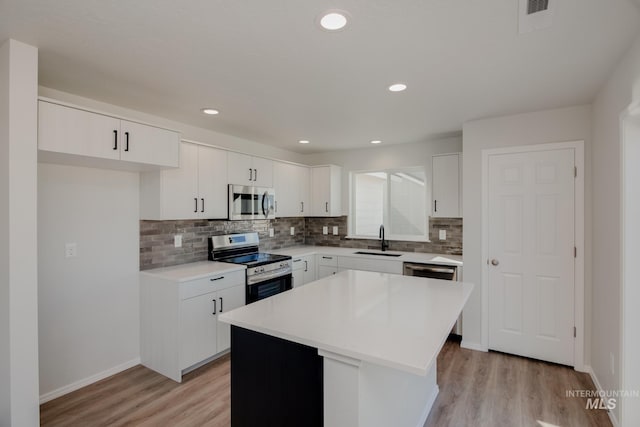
[139,261,245,282]
[269,245,463,266]
[219,270,473,376]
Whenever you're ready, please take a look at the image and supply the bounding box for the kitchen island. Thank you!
[219,269,474,427]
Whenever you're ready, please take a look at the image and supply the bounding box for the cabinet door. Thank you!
[180,292,218,370]
[317,266,337,279]
[303,256,316,284]
[252,157,273,187]
[292,269,305,288]
[216,285,245,352]
[299,166,311,216]
[119,120,180,167]
[198,146,228,219]
[160,143,199,219]
[312,167,331,216]
[228,152,253,185]
[432,154,461,217]
[274,162,296,217]
[38,101,120,160]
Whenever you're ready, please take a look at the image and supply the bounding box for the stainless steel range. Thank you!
[208,232,292,304]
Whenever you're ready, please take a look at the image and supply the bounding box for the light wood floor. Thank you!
[41,340,612,427]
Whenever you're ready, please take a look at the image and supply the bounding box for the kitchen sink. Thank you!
[353,251,403,257]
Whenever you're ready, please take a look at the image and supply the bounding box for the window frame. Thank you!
[347,166,431,242]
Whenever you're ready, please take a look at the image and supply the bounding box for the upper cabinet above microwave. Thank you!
[227,152,273,187]
[431,153,462,218]
[37,100,180,170]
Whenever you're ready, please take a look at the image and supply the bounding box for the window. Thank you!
[350,168,428,241]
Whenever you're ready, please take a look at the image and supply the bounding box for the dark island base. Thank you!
[230,326,324,427]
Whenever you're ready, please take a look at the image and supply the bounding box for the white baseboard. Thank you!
[460,340,487,352]
[585,365,619,427]
[39,357,141,404]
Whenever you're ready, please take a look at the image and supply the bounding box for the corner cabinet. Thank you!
[38,100,180,170]
[432,153,462,218]
[228,152,273,187]
[140,268,245,382]
[311,165,342,217]
[140,142,228,220]
[274,162,311,217]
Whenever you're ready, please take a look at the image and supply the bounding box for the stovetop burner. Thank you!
[217,252,291,268]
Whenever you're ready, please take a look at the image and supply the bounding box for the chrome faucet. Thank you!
[379,224,389,252]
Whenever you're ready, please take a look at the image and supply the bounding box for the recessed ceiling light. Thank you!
[319,11,349,31]
[299,140,310,144]
[201,108,219,115]
[388,83,407,92]
[370,140,382,144]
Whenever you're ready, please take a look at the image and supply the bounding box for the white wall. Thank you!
[0,39,40,426]
[461,105,593,357]
[302,136,462,217]
[38,163,141,399]
[38,86,307,165]
[592,31,640,426]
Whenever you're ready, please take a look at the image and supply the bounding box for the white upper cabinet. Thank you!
[38,100,180,169]
[227,151,273,187]
[432,153,462,218]
[311,165,342,217]
[140,142,228,220]
[274,162,311,217]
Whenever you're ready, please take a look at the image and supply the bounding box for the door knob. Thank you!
[490,259,499,266]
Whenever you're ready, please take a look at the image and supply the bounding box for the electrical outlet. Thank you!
[290,227,295,236]
[65,243,77,258]
[439,230,446,241]
[322,226,328,235]
[269,228,275,237]
[174,235,182,248]
[333,226,339,235]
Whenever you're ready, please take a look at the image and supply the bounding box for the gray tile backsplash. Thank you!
[140,216,462,270]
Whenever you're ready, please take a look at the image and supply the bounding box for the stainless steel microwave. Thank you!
[228,184,276,220]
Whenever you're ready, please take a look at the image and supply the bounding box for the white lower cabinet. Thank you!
[317,254,338,279]
[292,255,316,287]
[141,269,245,382]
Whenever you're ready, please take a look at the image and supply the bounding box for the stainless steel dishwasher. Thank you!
[403,262,462,336]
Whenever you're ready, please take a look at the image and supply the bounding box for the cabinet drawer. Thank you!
[180,270,245,300]
[317,254,338,267]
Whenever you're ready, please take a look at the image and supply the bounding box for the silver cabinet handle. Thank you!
[254,169,257,182]
[301,201,304,213]
[249,168,253,181]
[325,202,329,213]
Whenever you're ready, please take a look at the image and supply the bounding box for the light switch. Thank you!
[333,226,339,235]
[269,228,275,237]
[65,243,77,258]
[290,227,295,236]
[439,230,446,241]
[322,226,328,235]
[174,235,182,248]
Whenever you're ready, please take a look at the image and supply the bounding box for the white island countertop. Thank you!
[219,270,473,376]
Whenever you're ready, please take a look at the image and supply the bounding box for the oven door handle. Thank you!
[247,270,291,285]
[405,265,456,274]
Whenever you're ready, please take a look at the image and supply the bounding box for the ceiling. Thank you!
[1,1,639,154]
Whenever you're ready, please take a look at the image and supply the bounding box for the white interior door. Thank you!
[488,148,575,365]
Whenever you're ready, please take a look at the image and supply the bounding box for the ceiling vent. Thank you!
[527,0,549,15]
[519,0,556,33]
